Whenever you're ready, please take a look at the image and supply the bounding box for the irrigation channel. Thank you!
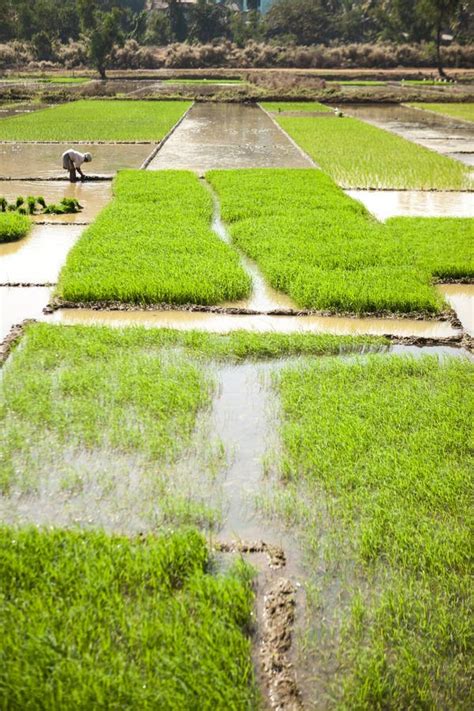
[1,99,473,707]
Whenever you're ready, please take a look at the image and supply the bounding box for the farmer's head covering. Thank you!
[84,152,92,162]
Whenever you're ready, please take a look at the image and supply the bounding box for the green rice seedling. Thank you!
[275,354,473,707]
[0,197,7,212]
[58,170,251,305]
[0,100,192,142]
[26,196,37,214]
[0,526,257,709]
[262,101,332,112]
[207,169,473,314]
[407,102,474,123]
[36,196,47,208]
[0,211,30,243]
[15,196,24,208]
[274,116,471,189]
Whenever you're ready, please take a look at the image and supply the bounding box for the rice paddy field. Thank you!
[273,114,471,189]
[407,102,474,123]
[0,100,191,142]
[208,169,473,313]
[1,94,473,710]
[58,170,250,304]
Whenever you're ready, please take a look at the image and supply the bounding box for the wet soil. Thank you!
[0,286,51,341]
[0,224,82,284]
[0,180,111,223]
[46,307,461,339]
[0,143,155,179]
[347,189,474,220]
[0,102,52,119]
[147,103,313,171]
[344,103,474,166]
[438,284,474,335]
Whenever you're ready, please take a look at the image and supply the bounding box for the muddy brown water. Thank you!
[0,286,51,340]
[0,180,111,223]
[46,307,460,339]
[0,224,82,285]
[0,143,155,179]
[0,102,52,119]
[147,103,312,171]
[344,103,474,166]
[438,284,474,335]
[347,189,474,220]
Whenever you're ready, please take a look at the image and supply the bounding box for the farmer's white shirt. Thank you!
[63,149,86,167]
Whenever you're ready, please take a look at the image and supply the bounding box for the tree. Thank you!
[78,2,124,79]
[188,0,230,43]
[418,0,463,76]
[265,0,339,45]
[168,0,188,42]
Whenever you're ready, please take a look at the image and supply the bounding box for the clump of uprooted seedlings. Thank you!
[0,210,31,243]
[0,195,83,216]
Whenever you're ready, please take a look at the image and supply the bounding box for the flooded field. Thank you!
[1,95,473,710]
[0,180,111,223]
[148,103,312,171]
[347,189,474,220]
[0,224,82,284]
[344,103,474,166]
[0,142,155,179]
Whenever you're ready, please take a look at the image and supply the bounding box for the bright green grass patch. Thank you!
[0,99,191,142]
[0,526,257,709]
[262,101,331,112]
[276,354,473,708]
[0,212,30,243]
[58,170,250,305]
[275,115,471,189]
[407,102,474,123]
[207,169,473,313]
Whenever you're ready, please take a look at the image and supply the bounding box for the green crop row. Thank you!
[261,101,332,112]
[0,211,30,243]
[274,115,471,189]
[0,100,191,142]
[407,102,474,123]
[0,526,257,709]
[207,169,473,314]
[57,170,251,305]
[275,354,473,707]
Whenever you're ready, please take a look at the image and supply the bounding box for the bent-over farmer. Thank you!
[62,149,92,183]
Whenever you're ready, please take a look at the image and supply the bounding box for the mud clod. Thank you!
[0,319,35,364]
[215,540,286,569]
[261,578,303,710]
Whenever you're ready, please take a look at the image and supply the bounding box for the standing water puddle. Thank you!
[147,103,312,171]
[0,286,51,340]
[344,104,474,166]
[0,143,155,179]
[47,308,460,339]
[0,224,82,284]
[438,284,474,335]
[0,180,111,224]
[347,189,474,220]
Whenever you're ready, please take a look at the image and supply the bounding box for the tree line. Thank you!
[0,0,471,77]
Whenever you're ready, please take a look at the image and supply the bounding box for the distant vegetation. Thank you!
[0,0,471,74]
